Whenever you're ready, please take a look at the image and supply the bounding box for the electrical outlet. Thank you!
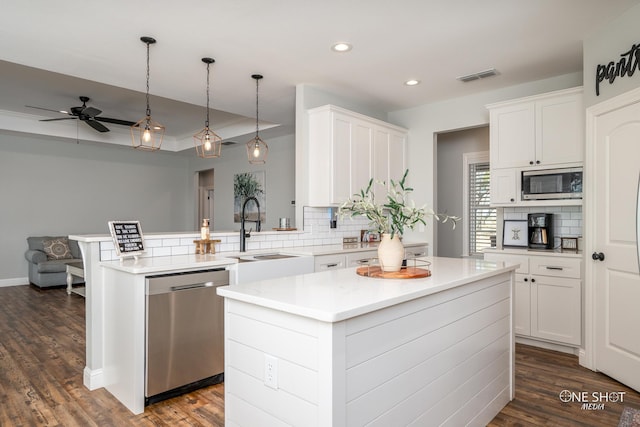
[264,354,279,389]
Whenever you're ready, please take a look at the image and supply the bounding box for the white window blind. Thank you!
[468,162,496,255]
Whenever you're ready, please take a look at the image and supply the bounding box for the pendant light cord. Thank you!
[205,62,210,128]
[255,77,259,138]
[145,41,151,118]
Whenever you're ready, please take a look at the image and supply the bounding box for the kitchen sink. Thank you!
[225,252,314,285]
[251,253,298,260]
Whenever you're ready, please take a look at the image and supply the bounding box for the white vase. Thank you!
[378,233,404,272]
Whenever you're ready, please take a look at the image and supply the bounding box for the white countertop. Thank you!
[483,247,583,258]
[217,256,516,323]
[100,254,237,274]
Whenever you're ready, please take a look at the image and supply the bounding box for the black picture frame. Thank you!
[503,220,528,247]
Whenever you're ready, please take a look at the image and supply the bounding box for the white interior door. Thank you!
[592,94,640,392]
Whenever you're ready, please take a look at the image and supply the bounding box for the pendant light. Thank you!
[131,36,165,151]
[246,74,268,164]
[194,57,222,158]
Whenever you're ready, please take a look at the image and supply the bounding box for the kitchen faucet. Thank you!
[240,196,261,252]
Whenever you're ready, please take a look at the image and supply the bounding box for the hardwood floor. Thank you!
[1,284,638,426]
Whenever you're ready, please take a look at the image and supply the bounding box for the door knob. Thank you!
[592,252,605,261]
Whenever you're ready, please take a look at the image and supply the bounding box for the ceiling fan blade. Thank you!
[40,117,77,122]
[85,119,110,133]
[82,106,102,117]
[26,105,68,114]
[95,116,136,127]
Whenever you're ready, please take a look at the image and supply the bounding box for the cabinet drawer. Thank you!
[484,253,529,274]
[346,250,377,267]
[530,256,581,279]
[314,254,346,272]
[404,245,428,259]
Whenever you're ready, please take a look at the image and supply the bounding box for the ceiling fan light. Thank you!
[131,36,164,151]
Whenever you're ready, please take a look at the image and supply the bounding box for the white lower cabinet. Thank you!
[484,251,582,347]
[314,244,428,272]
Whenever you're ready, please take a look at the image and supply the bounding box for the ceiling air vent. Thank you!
[457,68,498,83]
[221,141,237,146]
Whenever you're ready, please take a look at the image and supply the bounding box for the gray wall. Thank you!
[436,126,489,258]
[188,133,296,231]
[583,3,640,107]
[0,130,192,282]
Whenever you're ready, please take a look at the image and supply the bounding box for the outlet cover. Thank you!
[264,354,279,389]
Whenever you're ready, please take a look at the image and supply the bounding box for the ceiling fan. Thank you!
[26,96,135,133]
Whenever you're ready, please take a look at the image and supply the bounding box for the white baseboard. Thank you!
[516,335,580,355]
[0,277,28,287]
[84,366,104,390]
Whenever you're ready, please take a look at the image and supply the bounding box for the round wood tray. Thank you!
[356,265,431,279]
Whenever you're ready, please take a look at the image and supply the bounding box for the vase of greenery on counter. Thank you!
[339,169,459,272]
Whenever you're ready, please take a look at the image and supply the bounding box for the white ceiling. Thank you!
[1,0,638,151]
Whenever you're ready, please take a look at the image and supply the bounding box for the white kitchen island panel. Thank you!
[219,257,516,426]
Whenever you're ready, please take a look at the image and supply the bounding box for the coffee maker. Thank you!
[528,213,553,249]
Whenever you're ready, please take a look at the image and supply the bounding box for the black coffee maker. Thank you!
[528,213,553,249]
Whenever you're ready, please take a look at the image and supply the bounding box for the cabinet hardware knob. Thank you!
[592,252,605,261]
[529,161,534,165]
[523,277,528,282]
[536,160,540,164]
[510,198,515,202]
[531,278,536,283]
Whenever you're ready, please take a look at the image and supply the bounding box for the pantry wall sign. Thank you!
[596,42,640,96]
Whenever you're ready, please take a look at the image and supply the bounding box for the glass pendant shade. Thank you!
[131,36,165,151]
[194,57,222,158]
[131,116,165,151]
[246,74,268,164]
[194,126,222,158]
[246,135,268,164]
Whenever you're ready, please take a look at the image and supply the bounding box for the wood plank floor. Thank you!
[1,284,638,426]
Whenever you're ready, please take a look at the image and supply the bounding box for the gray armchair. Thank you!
[25,236,84,288]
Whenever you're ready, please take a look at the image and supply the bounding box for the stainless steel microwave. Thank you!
[521,167,583,200]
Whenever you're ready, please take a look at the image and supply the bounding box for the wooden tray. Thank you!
[356,265,431,279]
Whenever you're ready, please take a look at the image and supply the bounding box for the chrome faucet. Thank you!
[240,196,261,252]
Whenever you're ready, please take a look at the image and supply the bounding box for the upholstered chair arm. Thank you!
[25,249,47,264]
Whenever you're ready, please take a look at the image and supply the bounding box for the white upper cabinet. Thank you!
[307,105,407,206]
[488,87,584,169]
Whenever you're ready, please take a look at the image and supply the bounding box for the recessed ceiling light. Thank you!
[332,42,352,53]
[404,79,420,86]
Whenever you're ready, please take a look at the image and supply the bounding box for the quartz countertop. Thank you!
[217,256,516,323]
[100,254,237,274]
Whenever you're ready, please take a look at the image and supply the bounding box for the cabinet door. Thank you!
[490,103,536,169]
[536,92,584,166]
[530,275,581,345]
[351,120,373,197]
[373,128,390,195]
[331,115,353,203]
[388,131,406,182]
[515,274,531,336]
[490,168,518,205]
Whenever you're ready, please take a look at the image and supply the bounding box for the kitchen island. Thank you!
[218,257,517,426]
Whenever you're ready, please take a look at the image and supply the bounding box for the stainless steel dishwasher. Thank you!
[145,268,227,405]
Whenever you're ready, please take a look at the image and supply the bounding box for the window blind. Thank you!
[469,162,496,255]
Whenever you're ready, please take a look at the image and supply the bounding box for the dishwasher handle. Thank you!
[170,282,214,292]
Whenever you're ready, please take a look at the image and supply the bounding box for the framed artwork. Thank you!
[233,171,266,223]
[503,220,528,247]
